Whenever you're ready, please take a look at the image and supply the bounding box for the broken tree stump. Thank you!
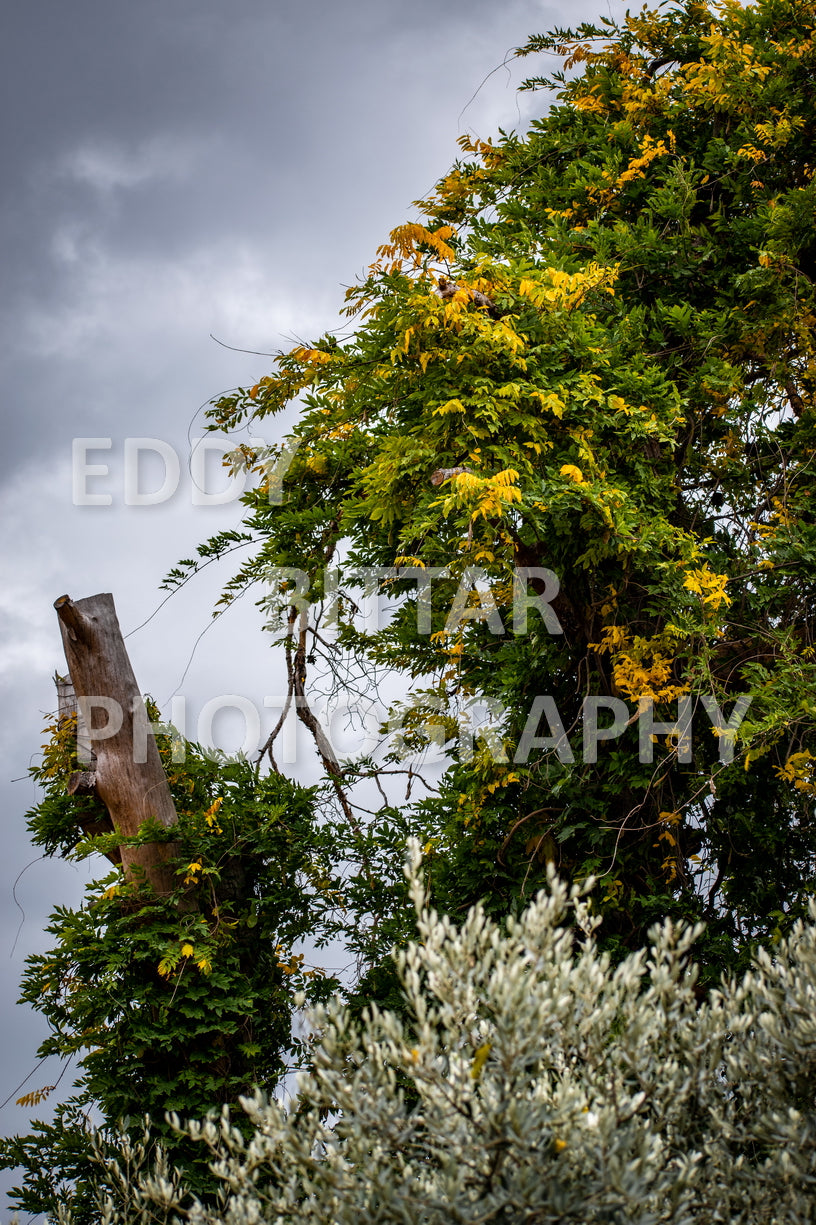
[54,592,179,896]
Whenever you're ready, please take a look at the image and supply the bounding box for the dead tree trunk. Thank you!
[54,592,179,896]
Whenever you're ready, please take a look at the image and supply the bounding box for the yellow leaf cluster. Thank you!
[531,389,566,417]
[752,499,793,540]
[375,222,457,273]
[593,625,687,702]
[613,651,686,703]
[290,347,334,366]
[592,624,629,654]
[432,468,522,522]
[776,751,816,794]
[560,464,586,484]
[769,36,813,60]
[572,93,608,114]
[432,397,466,417]
[485,770,519,794]
[681,34,773,112]
[275,944,308,977]
[753,111,804,148]
[619,74,672,122]
[736,144,766,162]
[517,262,617,312]
[204,796,223,833]
[606,133,675,194]
[683,566,731,610]
[17,1086,55,1109]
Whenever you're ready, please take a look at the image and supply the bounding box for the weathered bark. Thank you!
[54,593,179,895]
[55,673,122,864]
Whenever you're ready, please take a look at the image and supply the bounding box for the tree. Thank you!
[53,849,816,1224]
[195,0,816,980]
[5,0,816,1214]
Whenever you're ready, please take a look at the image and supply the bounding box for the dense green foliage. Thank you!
[1,722,336,1218]
[6,0,816,1215]
[199,0,816,976]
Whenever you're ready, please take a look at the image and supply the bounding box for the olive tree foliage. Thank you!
[66,846,816,1225]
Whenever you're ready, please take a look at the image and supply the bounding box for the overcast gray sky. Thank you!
[0,0,607,1208]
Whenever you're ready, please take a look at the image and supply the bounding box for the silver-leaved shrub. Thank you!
[74,845,816,1224]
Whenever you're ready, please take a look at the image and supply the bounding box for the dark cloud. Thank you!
[3,0,568,474]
